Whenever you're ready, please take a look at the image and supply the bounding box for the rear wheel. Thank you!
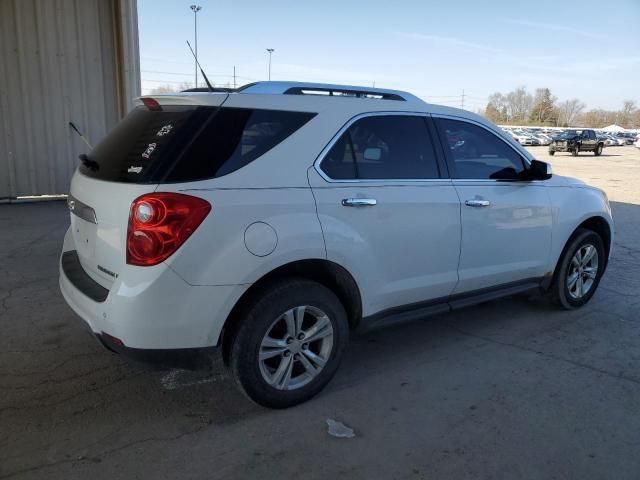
[594,144,603,156]
[549,229,605,309]
[229,279,348,408]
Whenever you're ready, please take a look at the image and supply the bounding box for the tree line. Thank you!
[481,86,639,129]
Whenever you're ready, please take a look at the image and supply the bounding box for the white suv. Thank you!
[60,82,613,408]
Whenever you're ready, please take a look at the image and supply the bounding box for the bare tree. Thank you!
[484,92,508,123]
[149,82,193,94]
[479,88,638,128]
[578,109,618,128]
[621,100,637,128]
[558,99,586,127]
[506,86,533,124]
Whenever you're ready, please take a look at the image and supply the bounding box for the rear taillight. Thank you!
[126,193,211,266]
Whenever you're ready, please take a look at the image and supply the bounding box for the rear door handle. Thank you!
[465,199,490,207]
[342,198,377,207]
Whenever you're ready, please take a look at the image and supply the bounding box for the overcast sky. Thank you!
[138,0,640,111]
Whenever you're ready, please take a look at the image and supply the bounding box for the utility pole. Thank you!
[233,66,237,89]
[461,89,465,109]
[190,5,202,88]
[266,48,274,80]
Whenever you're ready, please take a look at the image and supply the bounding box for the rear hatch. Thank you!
[68,92,316,289]
[68,93,229,289]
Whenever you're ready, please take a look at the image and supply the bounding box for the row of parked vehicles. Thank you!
[501,127,639,148]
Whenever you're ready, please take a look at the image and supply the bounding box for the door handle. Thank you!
[465,199,490,207]
[341,198,377,207]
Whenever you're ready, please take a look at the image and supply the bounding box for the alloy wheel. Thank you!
[566,244,599,299]
[258,305,334,390]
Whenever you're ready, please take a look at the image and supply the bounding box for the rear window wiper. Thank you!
[79,153,99,171]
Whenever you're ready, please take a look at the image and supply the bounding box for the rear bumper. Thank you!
[59,230,249,351]
[96,332,216,370]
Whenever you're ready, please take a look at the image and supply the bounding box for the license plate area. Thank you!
[71,215,97,260]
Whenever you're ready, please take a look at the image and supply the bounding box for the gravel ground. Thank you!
[1,146,639,480]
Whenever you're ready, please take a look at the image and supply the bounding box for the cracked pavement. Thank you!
[1,146,639,479]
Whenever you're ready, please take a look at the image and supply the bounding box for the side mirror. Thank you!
[363,147,382,161]
[527,159,552,180]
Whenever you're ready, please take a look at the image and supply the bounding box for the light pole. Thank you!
[266,48,274,81]
[190,5,202,88]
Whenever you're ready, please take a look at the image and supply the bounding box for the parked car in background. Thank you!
[604,134,625,146]
[549,129,605,156]
[500,127,520,144]
[532,133,552,146]
[512,131,534,145]
[59,81,614,407]
[617,133,635,145]
[528,135,541,146]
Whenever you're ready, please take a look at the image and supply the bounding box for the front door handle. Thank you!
[342,198,377,207]
[465,199,490,207]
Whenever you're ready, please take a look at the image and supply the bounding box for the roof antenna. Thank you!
[68,121,93,149]
[186,40,214,92]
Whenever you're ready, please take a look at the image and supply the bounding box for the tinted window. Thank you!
[321,115,439,180]
[80,106,315,183]
[322,131,357,179]
[437,118,525,180]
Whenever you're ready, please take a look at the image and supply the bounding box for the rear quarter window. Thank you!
[80,106,316,183]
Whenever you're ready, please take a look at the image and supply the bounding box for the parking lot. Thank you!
[1,146,639,479]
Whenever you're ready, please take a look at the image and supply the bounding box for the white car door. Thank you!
[308,113,461,318]
[433,116,553,294]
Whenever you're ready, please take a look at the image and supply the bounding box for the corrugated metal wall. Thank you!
[0,0,140,198]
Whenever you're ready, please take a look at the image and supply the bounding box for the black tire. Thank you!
[549,150,555,156]
[572,145,579,156]
[594,144,603,156]
[549,228,605,309]
[229,279,349,408]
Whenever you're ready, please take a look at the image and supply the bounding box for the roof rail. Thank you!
[238,81,417,102]
[283,86,404,101]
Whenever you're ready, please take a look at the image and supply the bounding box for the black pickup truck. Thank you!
[549,129,604,156]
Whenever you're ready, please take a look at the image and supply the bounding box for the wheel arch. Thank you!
[219,259,362,364]
[577,216,612,261]
[548,215,612,289]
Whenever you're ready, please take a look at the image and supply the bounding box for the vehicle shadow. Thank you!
[548,153,623,157]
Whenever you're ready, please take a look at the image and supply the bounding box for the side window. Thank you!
[321,132,357,179]
[436,118,525,180]
[320,115,440,180]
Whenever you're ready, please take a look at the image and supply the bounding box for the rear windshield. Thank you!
[79,106,316,183]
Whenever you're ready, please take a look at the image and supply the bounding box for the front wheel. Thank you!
[549,150,555,156]
[549,229,605,309]
[594,144,603,156]
[230,279,349,408]
[572,145,579,156]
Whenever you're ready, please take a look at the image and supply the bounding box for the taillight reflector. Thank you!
[126,193,211,266]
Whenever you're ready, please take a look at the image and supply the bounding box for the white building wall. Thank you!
[0,0,140,198]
